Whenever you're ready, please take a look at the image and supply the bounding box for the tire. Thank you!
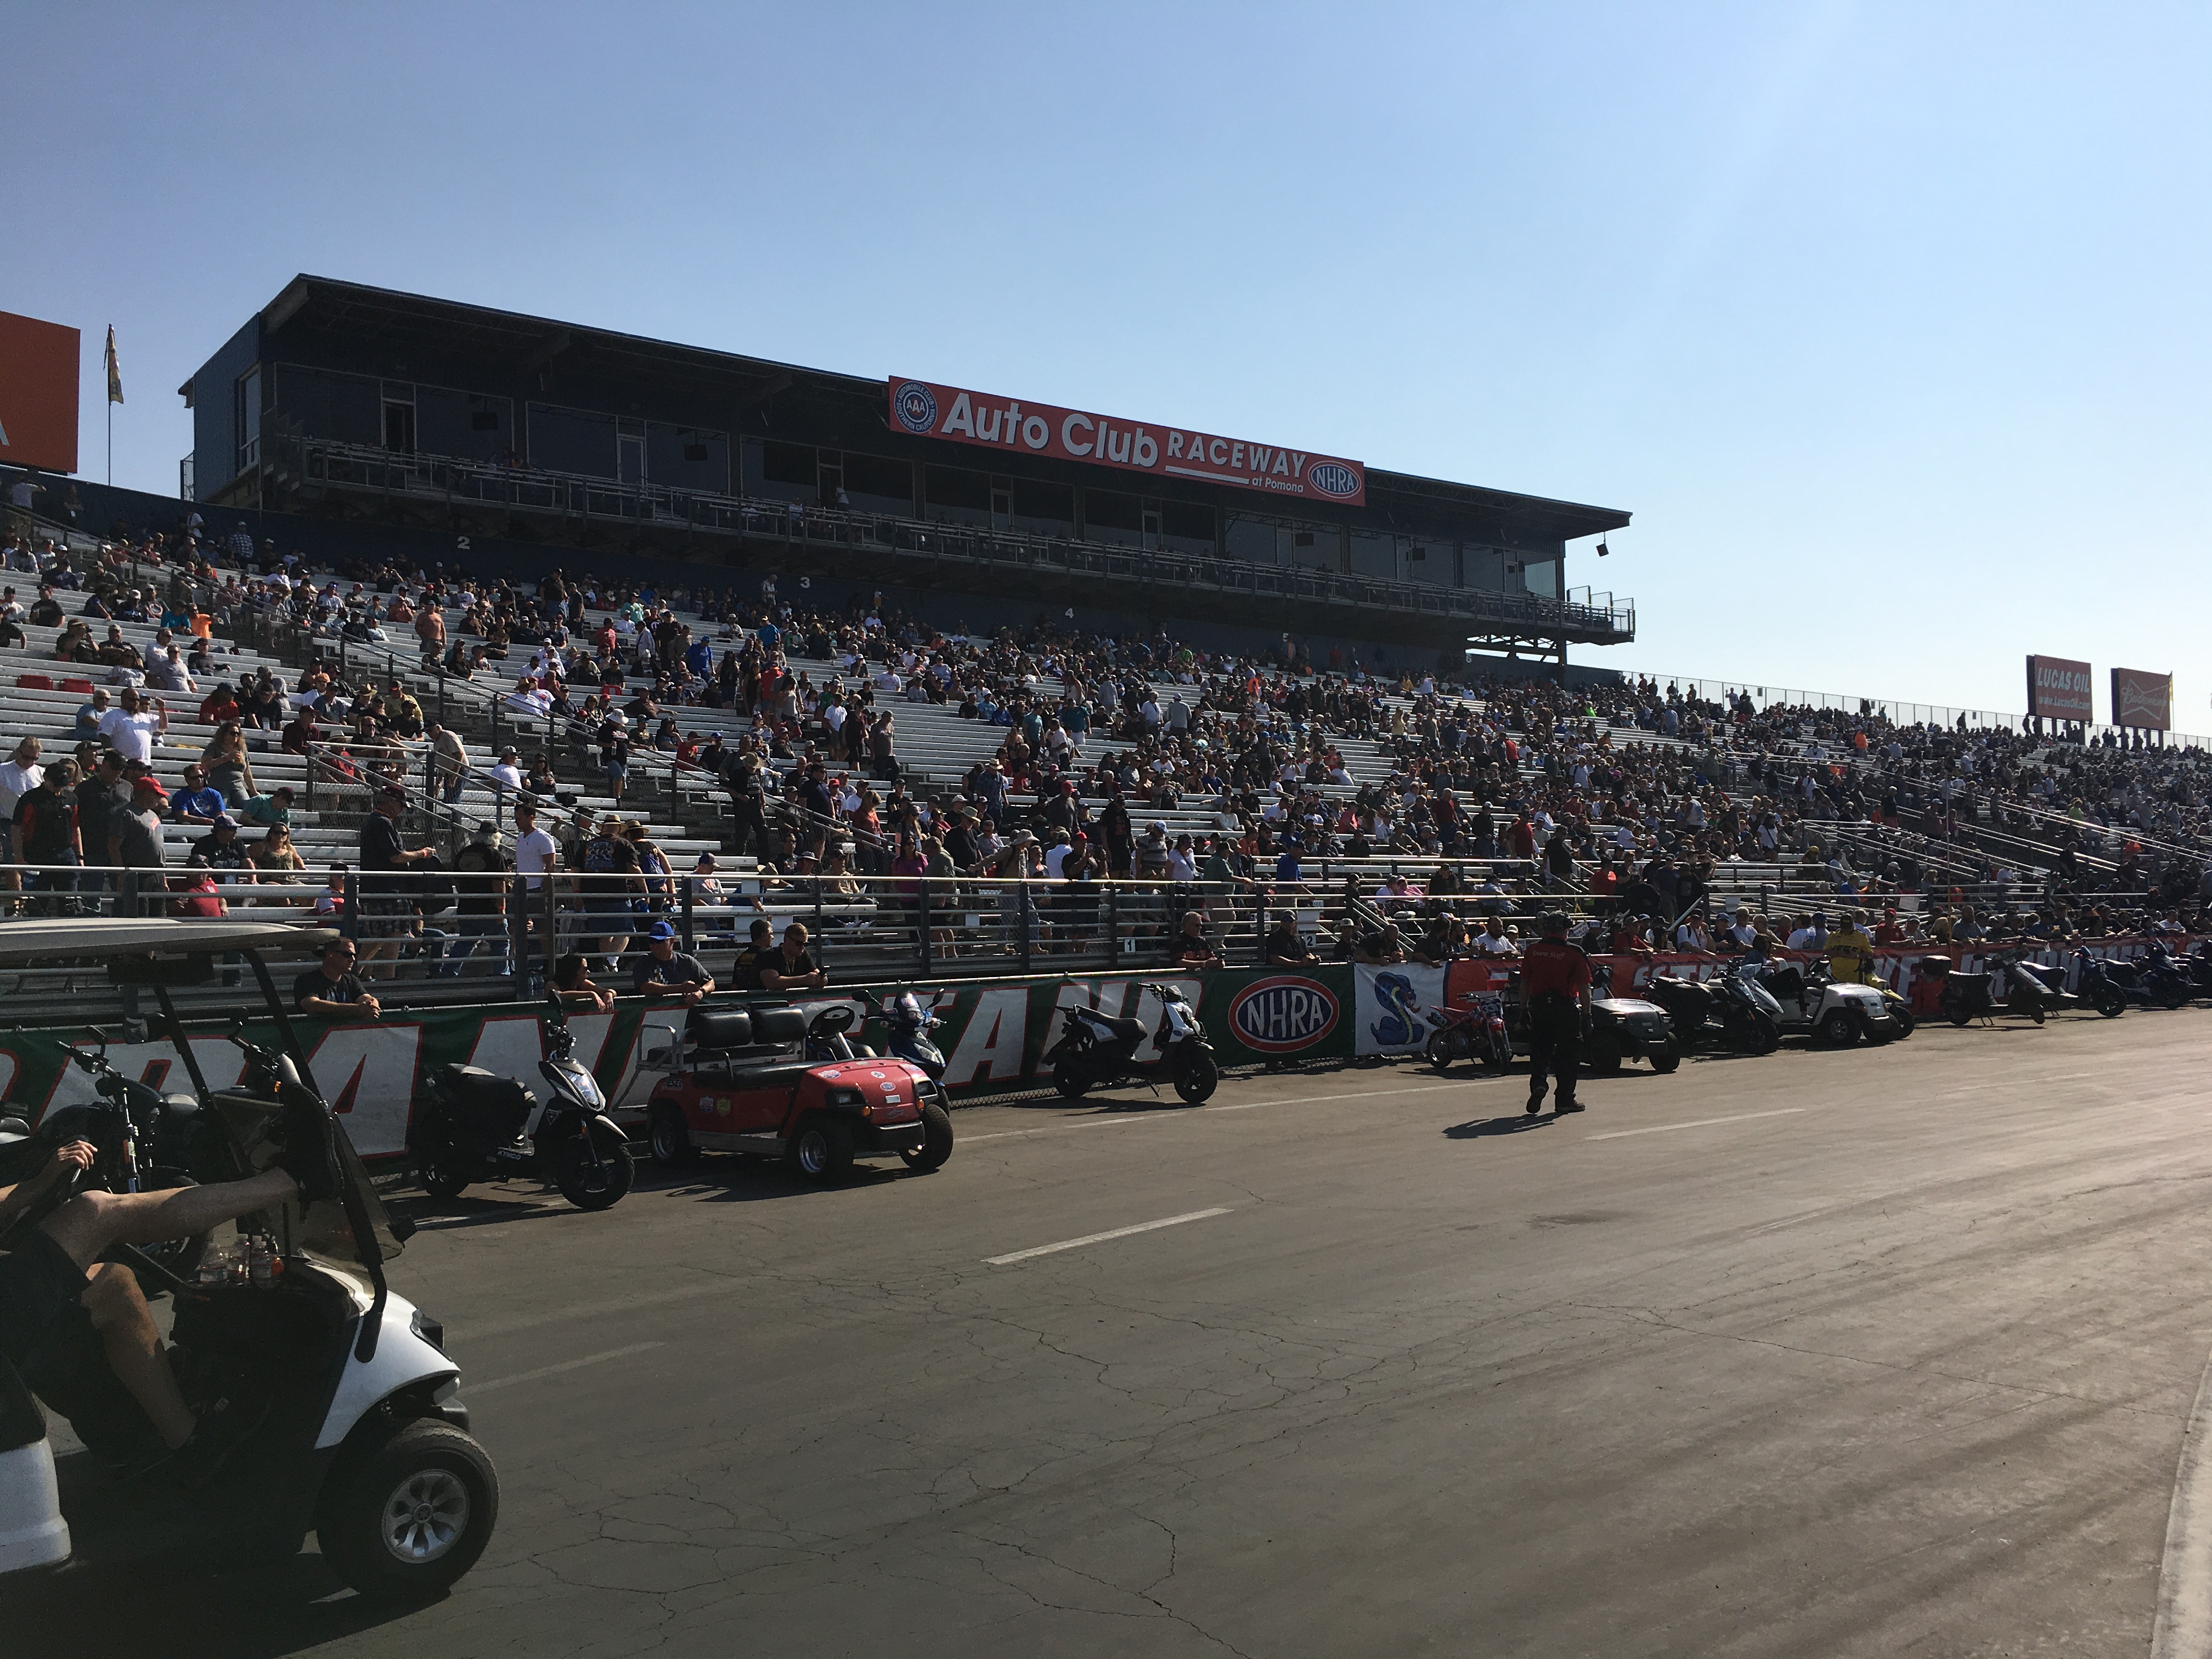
[790,1117,854,1184]
[648,1106,695,1167]
[1173,1048,1219,1105]
[1649,1046,1681,1075]
[1424,1031,1455,1073]
[2029,1003,2047,1025]
[552,1133,633,1211]
[900,1102,954,1173]
[317,1419,499,1602]
[2096,986,2127,1019]
[1889,1007,1915,1039]
[133,1167,208,1291]
[1585,1038,1623,1075]
[1817,1009,1858,1047]
[1946,1007,1974,1028]
[2163,986,2191,1012]
[1746,1015,1781,1056]
[1052,1056,1090,1099]
[414,1153,476,1201]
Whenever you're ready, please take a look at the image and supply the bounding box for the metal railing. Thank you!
[275,436,1637,641]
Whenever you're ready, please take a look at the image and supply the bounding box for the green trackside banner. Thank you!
[0,967,1358,1162]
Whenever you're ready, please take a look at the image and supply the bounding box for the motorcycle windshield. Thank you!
[208,1093,405,1269]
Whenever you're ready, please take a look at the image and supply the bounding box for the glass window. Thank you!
[527,403,617,476]
[841,453,912,505]
[761,442,817,486]
[1224,515,1278,564]
[1084,489,1143,534]
[1160,501,1215,548]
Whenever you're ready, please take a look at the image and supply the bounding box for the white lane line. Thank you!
[1585,1108,1807,1142]
[469,1342,665,1395]
[2152,1340,2212,1657]
[963,1081,1464,1143]
[986,1207,1233,1266]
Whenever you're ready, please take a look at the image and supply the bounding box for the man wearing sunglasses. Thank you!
[294,936,382,1020]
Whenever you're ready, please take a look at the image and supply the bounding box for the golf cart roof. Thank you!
[0,918,337,967]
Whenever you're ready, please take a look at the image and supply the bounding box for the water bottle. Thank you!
[248,1235,274,1288]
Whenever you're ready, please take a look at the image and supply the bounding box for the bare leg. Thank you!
[82,1264,194,1449]
[37,1169,298,1273]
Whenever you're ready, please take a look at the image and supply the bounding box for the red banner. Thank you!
[2111,667,2172,731]
[2026,654,2094,723]
[888,377,1366,507]
[0,310,80,476]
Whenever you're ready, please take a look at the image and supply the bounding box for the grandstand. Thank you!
[1,496,2203,1032]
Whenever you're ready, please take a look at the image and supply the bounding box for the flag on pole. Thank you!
[104,326,123,405]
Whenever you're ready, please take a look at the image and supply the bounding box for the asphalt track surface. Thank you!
[19,1007,2212,1658]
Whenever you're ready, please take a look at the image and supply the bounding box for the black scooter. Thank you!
[2071,949,2140,1018]
[1644,971,1782,1055]
[410,1002,635,1209]
[1045,982,1218,1104]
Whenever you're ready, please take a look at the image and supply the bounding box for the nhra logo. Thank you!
[1306,460,1359,498]
[892,381,940,435]
[1228,975,1340,1054]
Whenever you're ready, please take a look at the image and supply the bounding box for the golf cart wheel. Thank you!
[1747,1015,1782,1056]
[1052,1057,1090,1099]
[552,1135,634,1211]
[1649,1047,1681,1075]
[2096,987,2127,1018]
[648,1107,695,1166]
[318,1419,499,1602]
[791,1118,854,1184]
[1585,1039,1623,1075]
[1172,1049,1219,1105]
[900,1103,954,1173]
[1424,1032,1455,1073]
[134,1167,208,1293]
[1817,1009,1859,1047]
[415,1155,476,1201]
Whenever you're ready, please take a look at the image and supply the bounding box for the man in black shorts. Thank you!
[0,1108,336,1481]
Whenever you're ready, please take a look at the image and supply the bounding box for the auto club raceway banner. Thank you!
[0,944,2186,1161]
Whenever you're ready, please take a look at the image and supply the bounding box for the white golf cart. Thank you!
[0,919,497,1600]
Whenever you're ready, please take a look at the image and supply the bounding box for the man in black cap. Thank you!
[1520,912,1592,1115]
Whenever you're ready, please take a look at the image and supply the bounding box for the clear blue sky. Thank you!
[8,3,2205,729]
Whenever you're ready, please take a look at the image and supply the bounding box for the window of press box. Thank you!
[1083,489,1143,531]
[924,466,992,509]
[760,441,818,486]
[1009,481,1075,522]
[1160,501,1215,543]
[841,453,913,501]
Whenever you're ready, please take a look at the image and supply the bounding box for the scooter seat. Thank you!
[1098,1014,1147,1042]
[436,1064,533,1107]
[1944,972,1992,993]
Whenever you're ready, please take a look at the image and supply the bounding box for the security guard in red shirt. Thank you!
[1521,912,1593,1115]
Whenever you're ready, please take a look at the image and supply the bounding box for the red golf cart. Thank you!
[641,1002,953,1183]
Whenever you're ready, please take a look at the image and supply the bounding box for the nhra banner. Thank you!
[888,376,1367,507]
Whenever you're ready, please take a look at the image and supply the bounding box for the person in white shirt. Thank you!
[505,680,552,719]
[512,798,559,895]
[0,737,43,875]
[97,688,166,765]
[1474,918,1519,957]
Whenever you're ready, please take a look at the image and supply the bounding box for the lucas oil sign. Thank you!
[889,376,1367,506]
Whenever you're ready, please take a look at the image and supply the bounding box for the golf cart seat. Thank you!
[689,1008,753,1052]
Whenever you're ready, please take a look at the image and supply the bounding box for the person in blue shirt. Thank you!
[170,764,227,826]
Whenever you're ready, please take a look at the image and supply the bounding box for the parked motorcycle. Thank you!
[1989,952,2081,1017]
[862,990,948,1080]
[410,1002,635,1209]
[1045,981,1218,1104]
[1424,993,1514,1074]
[0,1030,211,1288]
[2074,949,2152,1017]
[2136,944,2198,1009]
[1644,970,1782,1055]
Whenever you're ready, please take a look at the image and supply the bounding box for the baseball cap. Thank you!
[646,920,679,940]
[213,812,239,829]
[132,777,167,798]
